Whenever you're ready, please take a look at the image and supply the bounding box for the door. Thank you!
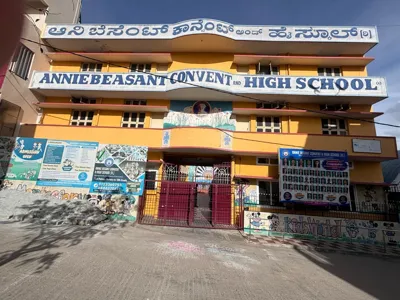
[211,184,232,225]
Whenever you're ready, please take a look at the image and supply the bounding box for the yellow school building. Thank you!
[19,19,398,227]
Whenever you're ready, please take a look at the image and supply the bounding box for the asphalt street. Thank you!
[0,221,398,300]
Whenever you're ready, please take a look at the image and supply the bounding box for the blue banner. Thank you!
[279,148,350,205]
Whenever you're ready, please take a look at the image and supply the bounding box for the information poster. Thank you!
[279,148,350,205]
[90,144,148,196]
[6,137,47,181]
[37,140,98,188]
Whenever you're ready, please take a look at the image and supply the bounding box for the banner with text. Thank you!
[90,144,148,196]
[6,137,47,181]
[37,140,98,188]
[279,148,350,205]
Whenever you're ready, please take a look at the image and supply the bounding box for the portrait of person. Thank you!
[299,177,304,183]
[321,186,326,192]
[299,185,303,191]
[193,101,211,114]
[317,178,321,184]
[307,193,312,199]
[298,159,304,168]
[321,178,326,184]
[283,183,287,189]
[294,169,298,175]
[345,187,349,193]
[316,186,320,192]
[344,172,349,178]
[304,177,309,183]
[283,175,287,181]
[313,194,317,200]
[319,194,324,200]
[299,169,303,176]
[294,184,298,190]
[306,160,312,168]
[338,179,342,185]
[282,158,288,166]
[310,170,314,176]
[326,171,331,177]
[313,160,321,168]
[343,179,348,185]
[288,176,292,181]
[332,179,337,185]
[305,185,309,191]
[283,192,292,201]
[310,177,314,184]
[282,168,287,174]
[290,159,297,167]
[327,178,331,185]
[327,187,331,193]
[320,171,325,177]
[288,184,293,189]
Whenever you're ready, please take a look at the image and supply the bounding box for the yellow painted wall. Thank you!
[350,162,383,183]
[234,156,279,178]
[51,61,82,72]
[42,109,71,125]
[169,53,236,73]
[287,65,318,76]
[288,117,322,134]
[342,66,367,77]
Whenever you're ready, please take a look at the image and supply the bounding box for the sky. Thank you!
[81,0,400,146]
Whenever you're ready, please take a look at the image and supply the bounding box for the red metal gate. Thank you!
[138,162,243,229]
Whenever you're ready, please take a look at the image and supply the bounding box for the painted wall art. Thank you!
[164,100,236,130]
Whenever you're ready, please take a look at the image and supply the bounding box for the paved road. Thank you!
[0,222,398,300]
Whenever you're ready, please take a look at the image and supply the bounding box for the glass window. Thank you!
[321,118,347,135]
[256,117,281,133]
[256,102,285,109]
[10,43,34,80]
[125,100,147,105]
[130,64,151,72]
[70,111,94,126]
[121,112,146,128]
[258,65,279,75]
[318,67,342,77]
[258,181,281,206]
[81,63,102,72]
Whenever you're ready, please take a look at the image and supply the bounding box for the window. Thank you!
[257,65,279,75]
[81,63,102,72]
[145,170,157,190]
[70,111,94,126]
[71,97,96,104]
[125,100,147,106]
[258,181,281,206]
[256,157,279,165]
[130,64,151,72]
[10,44,34,80]
[318,67,341,76]
[121,112,145,128]
[321,118,347,135]
[256,117,281,133]
[348,161,354,169]
[320,104,350,111]
[256,102,285,109]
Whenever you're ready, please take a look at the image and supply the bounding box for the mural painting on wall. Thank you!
[279,148,350,205]
[356,185,384,212]
[163,101,236,130]
[6,137,47,182]
[36,140,98,188]
[195,166,214,193]
[244,211,400,247]
[90,144,148,196]
[0,137,15,179]
[235,182,258,205]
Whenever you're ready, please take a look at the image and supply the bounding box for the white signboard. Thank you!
[43,19,378,43]
[352,139,382,154]
[30,70,388,98]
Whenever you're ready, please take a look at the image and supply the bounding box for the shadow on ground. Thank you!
[294,246,400,300]
[0,198,129,274]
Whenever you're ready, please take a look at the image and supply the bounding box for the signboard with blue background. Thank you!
[36,140,99,188]
[6,137,47,181]
[164,100,236,130]
[279,148,350,205]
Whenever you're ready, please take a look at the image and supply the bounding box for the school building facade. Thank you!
[18,19,398,227]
